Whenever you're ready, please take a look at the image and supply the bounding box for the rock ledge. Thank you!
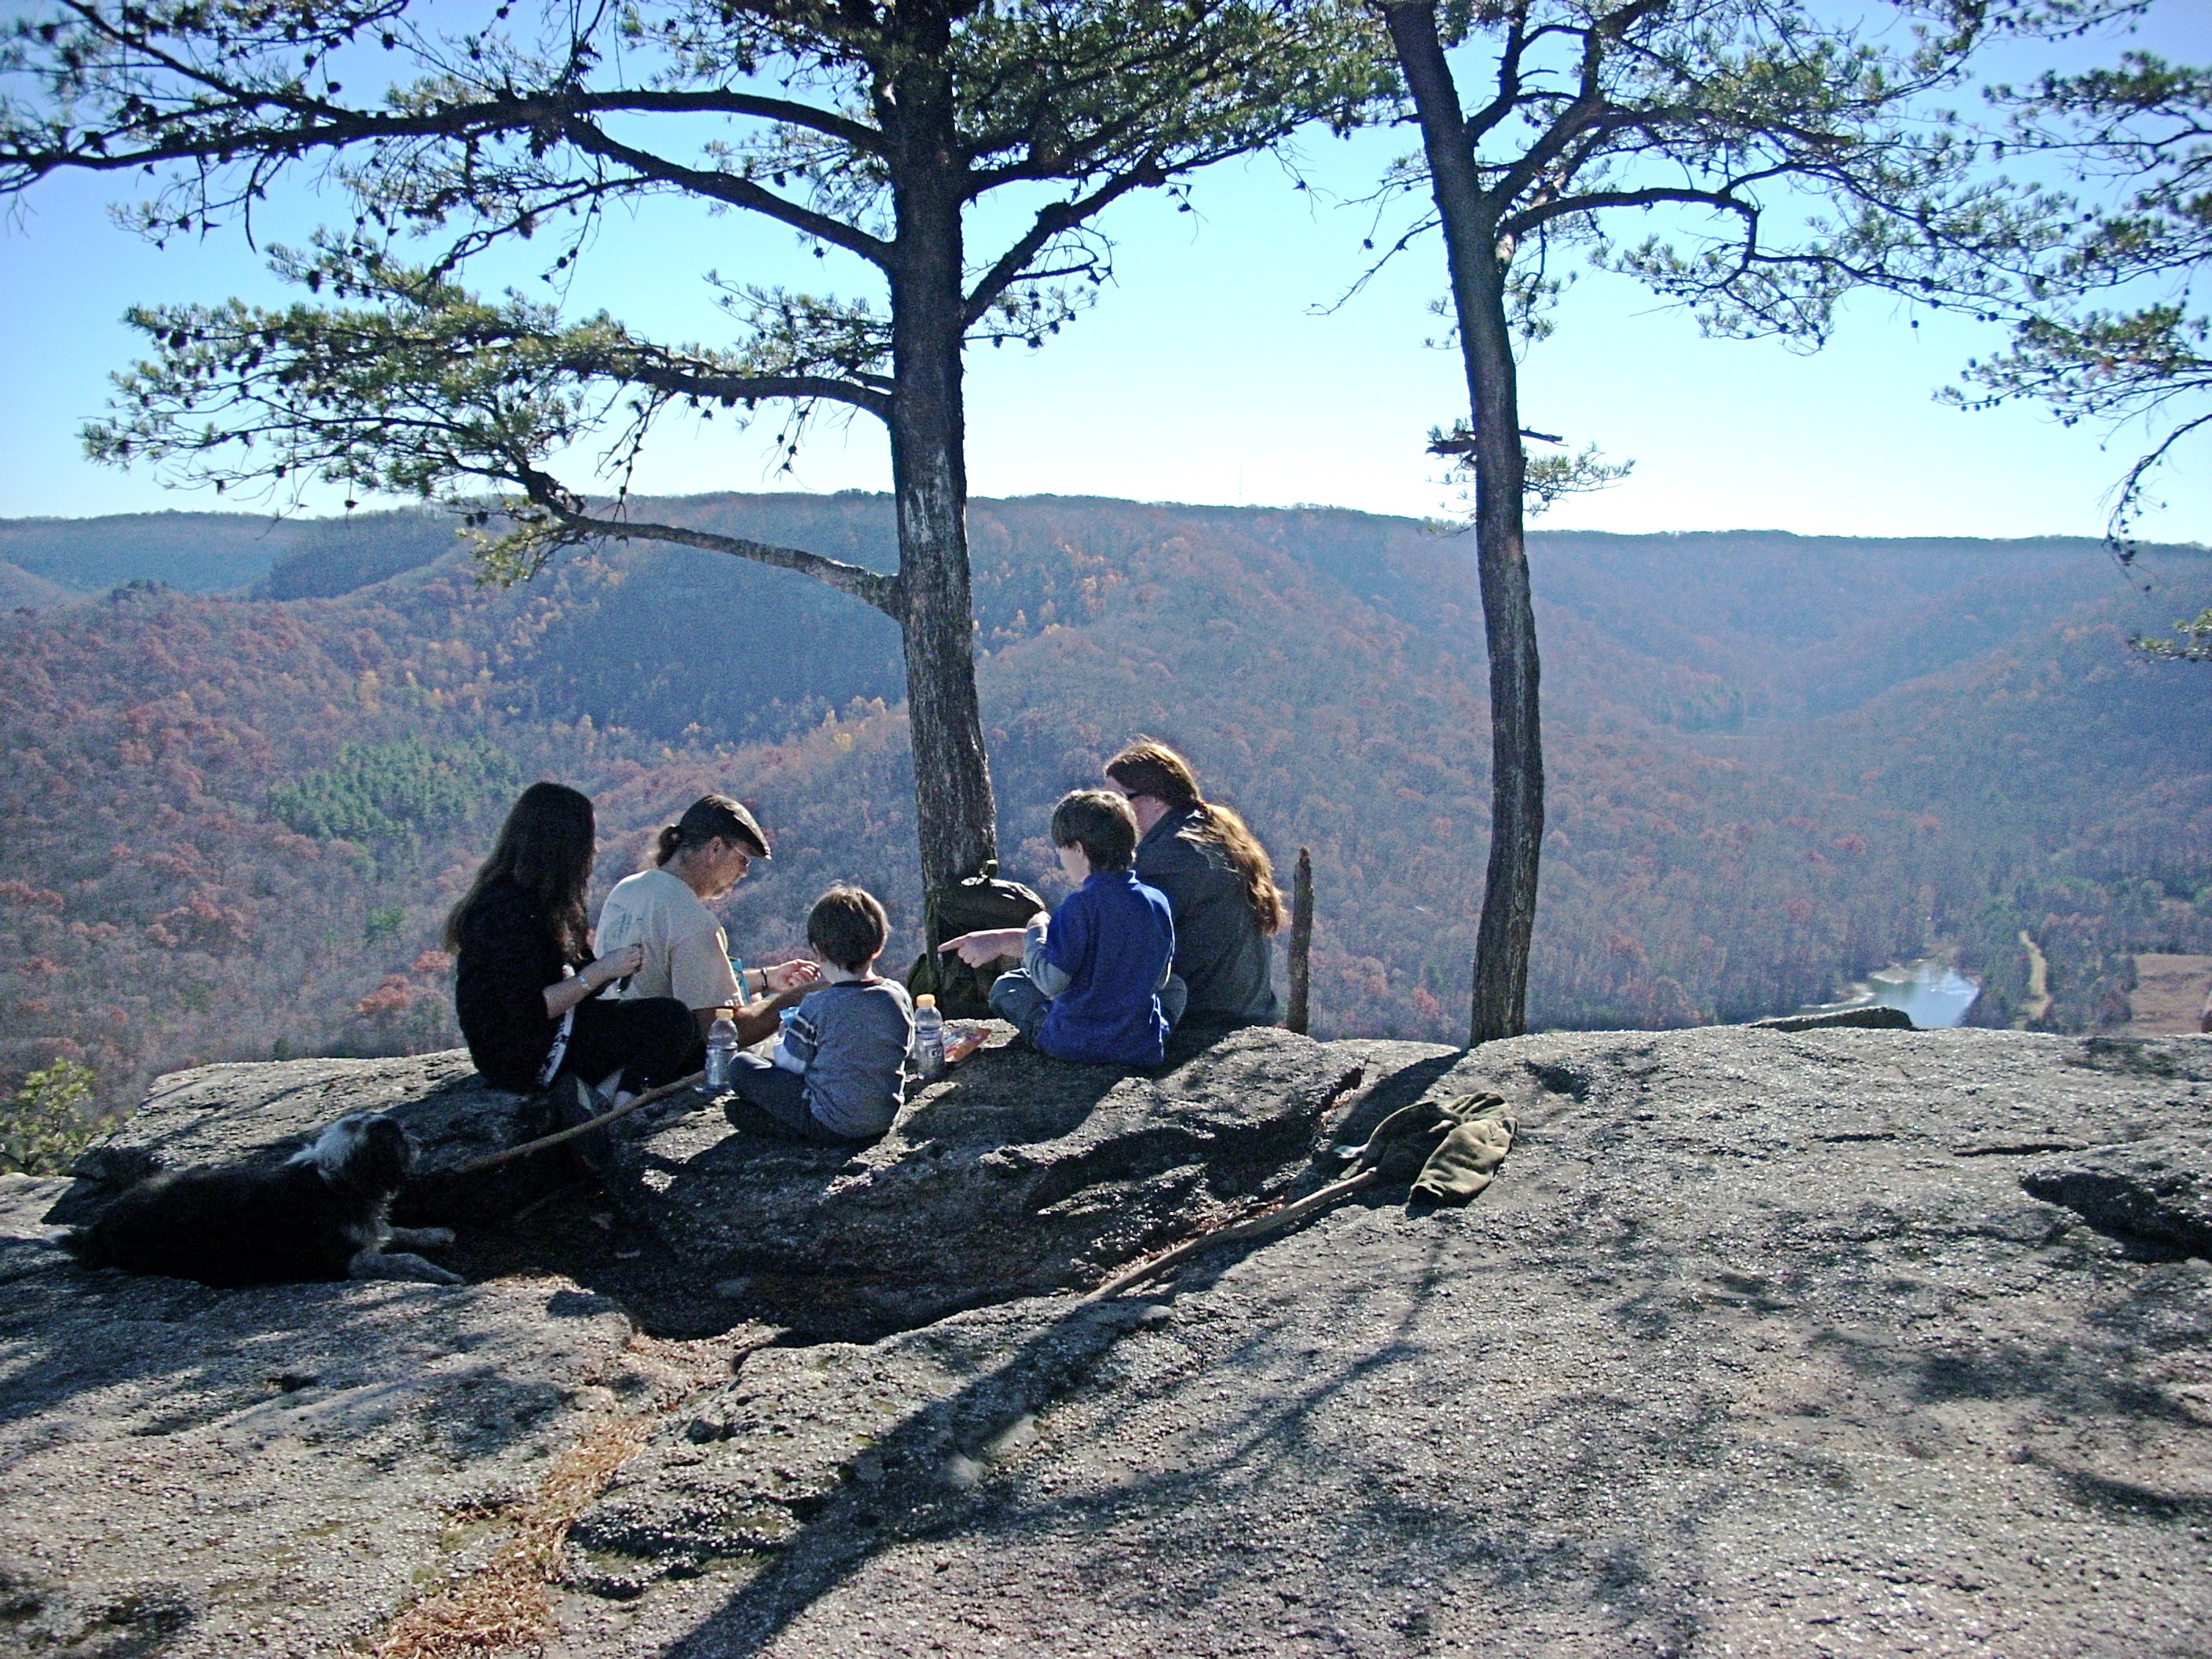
[597,1024,1366,1331]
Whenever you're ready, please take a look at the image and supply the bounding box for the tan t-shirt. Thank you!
[594,866,740,1012]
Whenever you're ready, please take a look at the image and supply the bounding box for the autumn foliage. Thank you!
[2,496,2207,1118]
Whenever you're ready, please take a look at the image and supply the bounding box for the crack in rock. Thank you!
[2023,1131,2212,1257]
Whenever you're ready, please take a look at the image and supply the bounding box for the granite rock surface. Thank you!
[6,1027,2211,1659]
[595,1023,1368,1333]
[0,1173,658,1659]
[548,1026,2212,1658]
[2025,1129,2212,1258]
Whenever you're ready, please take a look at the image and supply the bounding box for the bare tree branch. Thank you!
[962,168,1159,325]
[558,119,895,267]
[548,511,904,616]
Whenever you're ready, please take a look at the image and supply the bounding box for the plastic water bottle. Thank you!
[705,1013,738,1089]
[913,994,946,1081]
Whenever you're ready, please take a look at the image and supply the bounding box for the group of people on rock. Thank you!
[445,741,1284,1148]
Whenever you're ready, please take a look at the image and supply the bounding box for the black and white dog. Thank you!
[64,1112,463,1287]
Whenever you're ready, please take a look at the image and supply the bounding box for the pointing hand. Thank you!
[939,928,1026,968]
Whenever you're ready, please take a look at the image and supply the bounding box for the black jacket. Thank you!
[1134,808,1280,1024]
[452,880,580,1090]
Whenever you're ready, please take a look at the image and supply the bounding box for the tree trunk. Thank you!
[887,27,1000,895]
[1459,279,1543,1044]
[1384,2,1544,1045]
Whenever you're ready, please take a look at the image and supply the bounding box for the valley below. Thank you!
[2,494,2209,1122]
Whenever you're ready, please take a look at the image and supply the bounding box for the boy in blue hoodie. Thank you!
[943,790,1180,1067]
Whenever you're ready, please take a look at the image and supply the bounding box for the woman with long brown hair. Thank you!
[1103,739,1284,1025]
[445,782,696,1108]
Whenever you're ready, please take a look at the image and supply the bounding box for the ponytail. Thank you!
[652,793,771,867]
[1106,738,1284,936]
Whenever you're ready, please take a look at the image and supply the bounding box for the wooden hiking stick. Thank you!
[1085,1165,1381,1302]
[445,1071,706,1177]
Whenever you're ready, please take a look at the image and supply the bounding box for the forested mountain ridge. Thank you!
[2,494,2206,1116]
[0,511,306,595]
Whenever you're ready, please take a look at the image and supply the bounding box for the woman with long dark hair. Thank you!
[1103,739,1284,1025]
[445,782,696,1107]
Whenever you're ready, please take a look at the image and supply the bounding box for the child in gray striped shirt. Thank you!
[726,886,914,1142]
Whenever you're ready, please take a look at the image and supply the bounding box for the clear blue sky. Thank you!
[2,5,2206,543]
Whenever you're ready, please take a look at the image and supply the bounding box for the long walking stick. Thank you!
[1085,1166,1379,1302]
[445,1071,705,1177]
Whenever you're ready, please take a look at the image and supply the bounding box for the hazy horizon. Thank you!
[4,491,2208,553]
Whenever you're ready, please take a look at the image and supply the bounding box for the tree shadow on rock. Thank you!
[0,1240,583,1460]
[647,1221,1701,1657]
[0,1563,196,1659]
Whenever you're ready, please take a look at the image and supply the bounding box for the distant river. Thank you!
[1800,958,1981,1029]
